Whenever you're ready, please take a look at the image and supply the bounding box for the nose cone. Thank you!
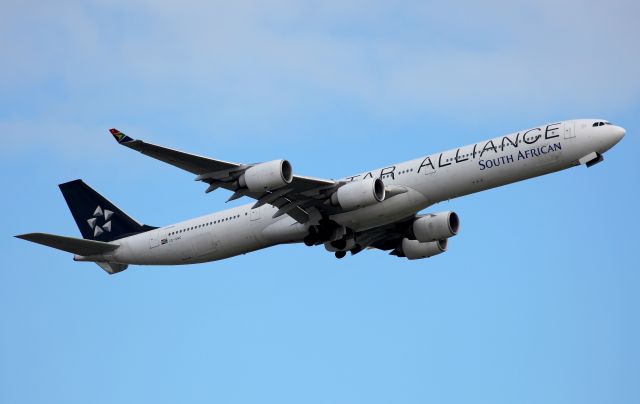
[597,125,627,153]
[601,125,625,152]
[612,125,626,143]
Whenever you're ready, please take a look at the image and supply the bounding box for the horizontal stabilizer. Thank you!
[15,233,119,256]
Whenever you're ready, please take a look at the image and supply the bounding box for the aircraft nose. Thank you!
[611,125,626,143]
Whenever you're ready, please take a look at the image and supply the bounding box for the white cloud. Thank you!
[1,0,638,154]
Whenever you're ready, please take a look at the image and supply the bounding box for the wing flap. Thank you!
[15,233,119,256]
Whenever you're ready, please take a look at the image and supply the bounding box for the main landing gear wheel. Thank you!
[335,251,347,259]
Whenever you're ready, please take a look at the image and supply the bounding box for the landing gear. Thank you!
[303,236,317,246]
[303,220,341,247]
[335,251,347,259]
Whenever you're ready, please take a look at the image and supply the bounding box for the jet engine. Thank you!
[411,211,460,242]
[239,159,293,192]
[398,238,448,260]
[330,178,385,211]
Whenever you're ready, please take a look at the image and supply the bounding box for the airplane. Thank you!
[16,119,625,274]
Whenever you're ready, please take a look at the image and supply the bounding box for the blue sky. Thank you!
[1,1,639,403]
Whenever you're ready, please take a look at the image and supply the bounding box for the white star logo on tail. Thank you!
[87,205,113,237]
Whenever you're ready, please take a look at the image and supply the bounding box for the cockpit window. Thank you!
[592,121,609,127]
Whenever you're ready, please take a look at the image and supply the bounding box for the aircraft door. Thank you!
[564,121,576,139]
[250,206,261,221]
[149,231,160,249]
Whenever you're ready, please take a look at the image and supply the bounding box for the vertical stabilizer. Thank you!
[59,179,156,242]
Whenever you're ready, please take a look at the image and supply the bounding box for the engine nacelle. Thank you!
[401,238,448,260]
[330,178,385,211]
[412,211,460,242]
[239,159,293,192]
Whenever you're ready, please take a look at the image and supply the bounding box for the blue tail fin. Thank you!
[59,179,156,242]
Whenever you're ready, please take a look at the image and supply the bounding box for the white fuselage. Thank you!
[79,119,624,266]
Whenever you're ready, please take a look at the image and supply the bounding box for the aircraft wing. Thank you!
[110,129,338,223]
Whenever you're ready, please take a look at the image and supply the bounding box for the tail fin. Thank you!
[59,179,156,242]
